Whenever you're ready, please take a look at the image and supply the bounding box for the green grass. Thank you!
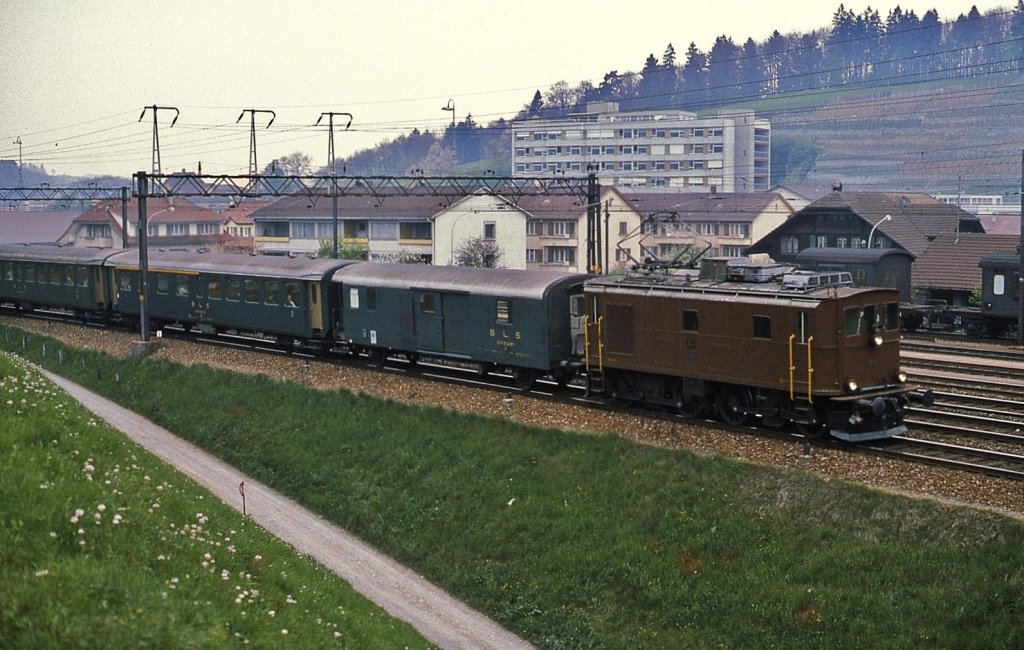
[0,350,432,649]
[4,326,1024,649]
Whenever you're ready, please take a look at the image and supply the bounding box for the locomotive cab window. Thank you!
[844,307,861,336]
[753,315,772,340]
[795,311,810,343]
[682,309,699,332]
[496,299,511,323]
[863,305,878,332]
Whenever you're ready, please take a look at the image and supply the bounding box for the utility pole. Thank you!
[238,109,276,176]
[13,137,22,186]
[138,106,179,174]
[316,112,353,259]
[442,99,456,170]
[1018,150,1023,345]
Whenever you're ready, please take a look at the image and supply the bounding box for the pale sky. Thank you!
[0,0,1012,178]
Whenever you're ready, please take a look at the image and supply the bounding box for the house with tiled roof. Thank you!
[747,190,983,262]
[250,194,443,261]
[431,187,642,272]
[911,233,1020,307]
[64,197,239,252]
[0,210,80,244]
[621,190,796,264]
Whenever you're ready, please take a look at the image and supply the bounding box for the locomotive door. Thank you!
[789,310,814,400]
[413,290,443,351]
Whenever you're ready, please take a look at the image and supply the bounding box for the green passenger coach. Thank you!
[106,250,356,349]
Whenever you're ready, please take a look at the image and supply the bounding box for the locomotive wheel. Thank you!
[678,398,705,419]
[716,387,752,426]
[513,368,538,391]
[796,407,827,439]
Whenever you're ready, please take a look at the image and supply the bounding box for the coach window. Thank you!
[118,271,132,291]
[349,288,360,309]
[682,309,698,332]
[264,280,280,305]
[420,294,436,315]
[994,273,1005,296]
[284,281,300,307]
[844,307,861,336]
[2,262,12,281]
[497,299,511,323]
[753,315,772,340]
[76,267,88,287]
[25,264,36,283]
[795,311,810,343]
[63,268,74,286]
[208,277,223,300]
[51,266,61,285]
[244,279,259,303]
[227,278,241,302]
[365,288,376,311]
[156,274,169,295]
[176,275,190,297]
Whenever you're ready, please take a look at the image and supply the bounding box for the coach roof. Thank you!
[105,250,357,281]
[332,262,589,300]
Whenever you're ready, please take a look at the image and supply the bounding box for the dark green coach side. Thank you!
[0,244,119,317]
[107,250,357,349]
[332,262,590,388]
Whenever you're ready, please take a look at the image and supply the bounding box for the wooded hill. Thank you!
[338,3,1024,197]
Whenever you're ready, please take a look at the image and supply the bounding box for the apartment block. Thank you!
[511,102,770,194]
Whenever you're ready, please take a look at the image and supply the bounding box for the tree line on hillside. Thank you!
[321,3,1024,180]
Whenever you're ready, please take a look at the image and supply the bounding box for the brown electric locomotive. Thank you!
[578,259,932,441]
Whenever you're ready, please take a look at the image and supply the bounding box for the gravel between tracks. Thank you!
[7,315,1023,519]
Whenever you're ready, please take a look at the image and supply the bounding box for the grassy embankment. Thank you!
[0,348,431,648]
[3,325,1024,649]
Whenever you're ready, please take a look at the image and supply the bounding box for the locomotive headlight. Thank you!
[896,371,908,384]
[871,333,884,347]
[845,377,859,392]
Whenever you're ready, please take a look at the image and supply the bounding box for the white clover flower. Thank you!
[35,569,49,577]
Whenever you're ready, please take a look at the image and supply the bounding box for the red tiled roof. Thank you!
[912,233,1020,290]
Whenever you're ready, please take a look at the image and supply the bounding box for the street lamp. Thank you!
[442,99,456,170]
[867,214,892,248]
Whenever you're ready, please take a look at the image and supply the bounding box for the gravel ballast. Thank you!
[6,315,1022,519]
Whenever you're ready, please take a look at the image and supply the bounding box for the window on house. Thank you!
[483,222,496,239]
[526,249,541,262]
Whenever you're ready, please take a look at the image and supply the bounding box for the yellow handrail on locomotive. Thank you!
[788,334,815,404]
[583,314,604,373]
[788,334,796,401]
[806,336,814,403]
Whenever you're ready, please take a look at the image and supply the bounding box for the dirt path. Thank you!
[42,369,535,650]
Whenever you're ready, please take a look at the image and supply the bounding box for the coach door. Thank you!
[413,290,443,351]
[307,282,322,331]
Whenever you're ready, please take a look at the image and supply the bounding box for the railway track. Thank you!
[7,309,1024,483]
